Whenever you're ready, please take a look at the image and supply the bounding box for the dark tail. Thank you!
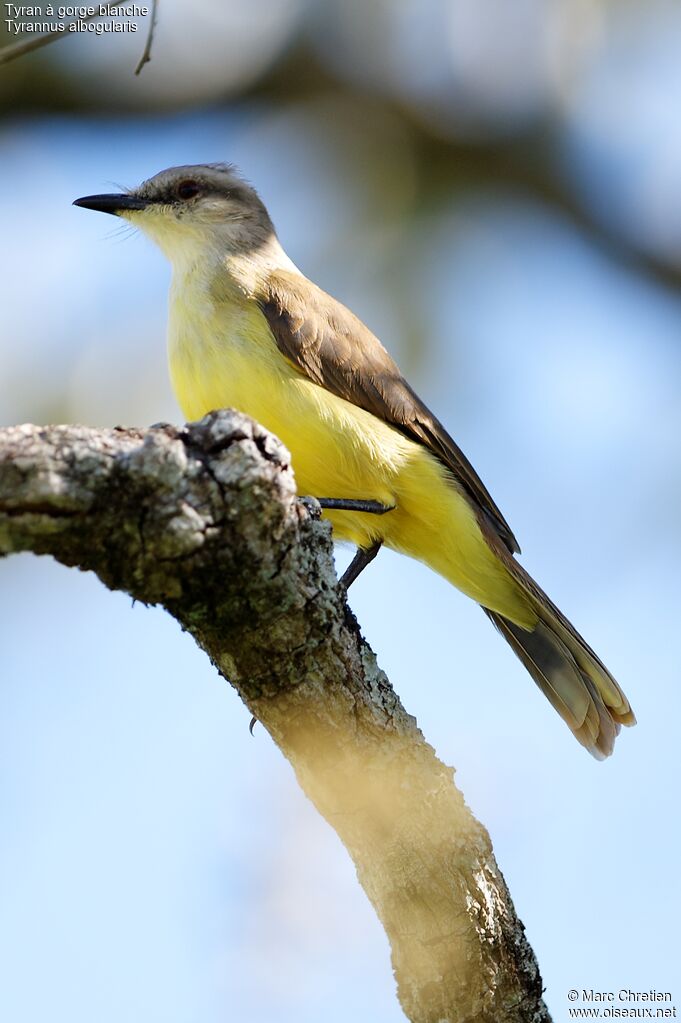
[484,566,635,759]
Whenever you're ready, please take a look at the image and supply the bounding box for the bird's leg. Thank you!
[315,498,394,515]
[340,540,383,589]
[297,498,390,588]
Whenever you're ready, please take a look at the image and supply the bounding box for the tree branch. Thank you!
[0,411,551,1023]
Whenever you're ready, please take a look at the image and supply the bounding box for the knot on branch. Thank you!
[0,409,331,602]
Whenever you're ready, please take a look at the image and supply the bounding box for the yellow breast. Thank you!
[168,277,403,527]
[167,276,534,627]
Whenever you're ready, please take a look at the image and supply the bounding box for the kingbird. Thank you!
[74,163,635,758]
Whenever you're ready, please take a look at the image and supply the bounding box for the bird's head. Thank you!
[73,163,276,267]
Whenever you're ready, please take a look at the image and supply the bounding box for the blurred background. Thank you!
[1,1,680,1020]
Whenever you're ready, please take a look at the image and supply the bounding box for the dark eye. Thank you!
[176,179,200,200]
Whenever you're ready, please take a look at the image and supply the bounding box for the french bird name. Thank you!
[5,4,148,34]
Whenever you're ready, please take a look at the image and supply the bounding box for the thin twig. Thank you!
[0,1,133,68]
[134,0,158,75]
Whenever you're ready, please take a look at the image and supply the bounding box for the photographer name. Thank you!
[583,991,672,1003]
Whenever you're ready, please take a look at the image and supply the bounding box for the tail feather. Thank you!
[483,559,635,759]
[485,610,621,758]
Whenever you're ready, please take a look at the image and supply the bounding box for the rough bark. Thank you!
[0,411,552,1023]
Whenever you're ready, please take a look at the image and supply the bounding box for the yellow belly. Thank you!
[168,293,534,627]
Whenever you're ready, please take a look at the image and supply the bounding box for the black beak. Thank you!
[72,193,150,216]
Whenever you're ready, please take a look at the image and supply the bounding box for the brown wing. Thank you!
[259,270,520,554]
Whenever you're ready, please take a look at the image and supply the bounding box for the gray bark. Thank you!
[0,411,552,1023]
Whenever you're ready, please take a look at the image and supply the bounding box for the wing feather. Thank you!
[259,270,520,554]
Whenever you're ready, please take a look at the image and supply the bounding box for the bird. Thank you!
[74,162,635,758]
